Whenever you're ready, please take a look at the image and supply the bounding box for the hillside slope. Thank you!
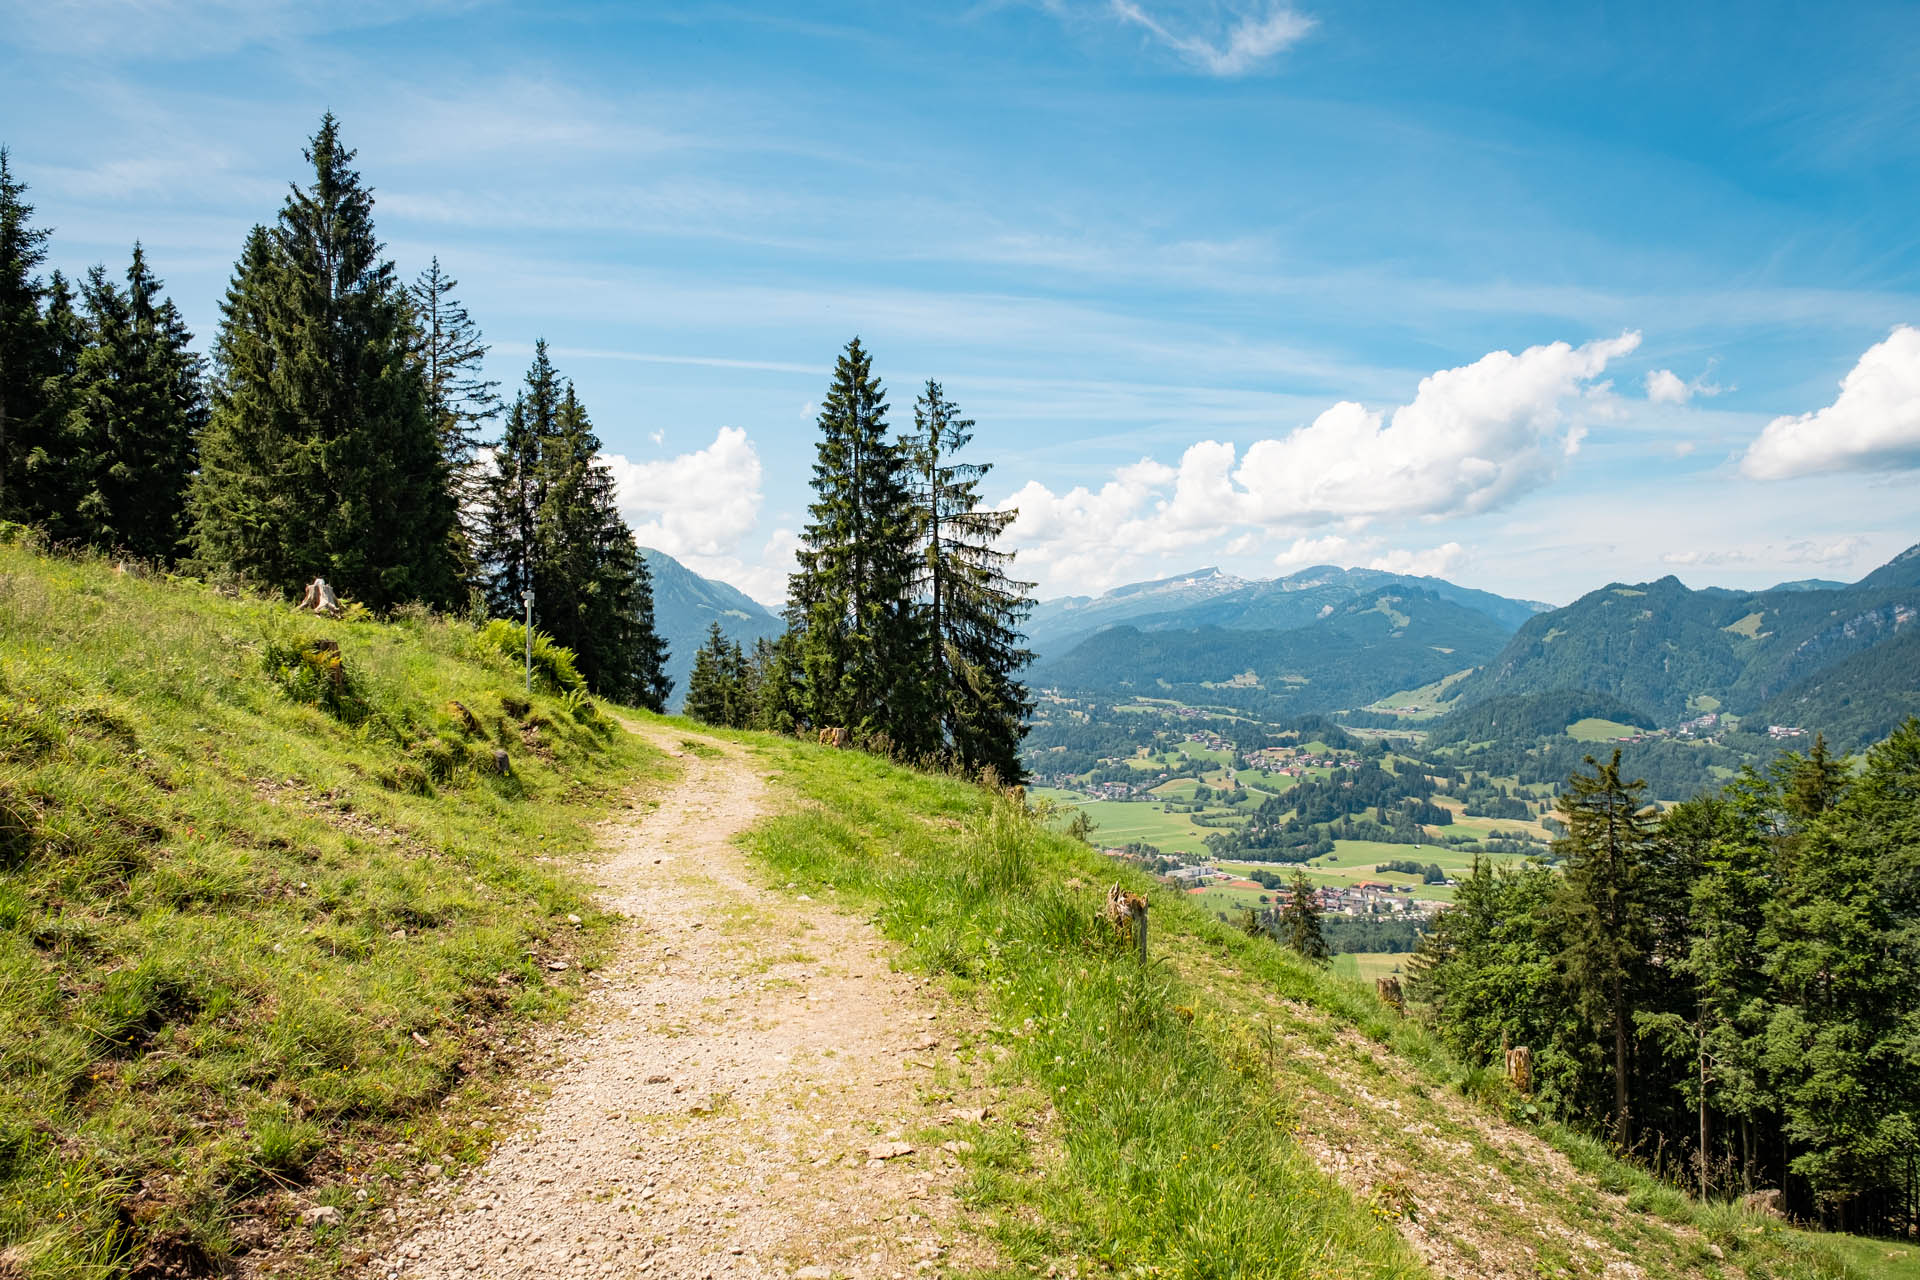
[740,737,1884,1280]
[0,541,663,1278]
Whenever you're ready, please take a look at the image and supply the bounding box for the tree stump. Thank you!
[1376,976,1405,1011]
[1505,1044,1533,1094]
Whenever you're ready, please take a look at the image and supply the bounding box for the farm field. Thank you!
[1331,952,1414,985]
[1567,716,1644,742]
[1030,790,1219,854]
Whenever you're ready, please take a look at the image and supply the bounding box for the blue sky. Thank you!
[4,0,1918,605]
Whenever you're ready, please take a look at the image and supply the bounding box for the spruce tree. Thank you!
[63,245,205,559]
[1552,750,1657,1148]
[906,380,1034,781]
[190,114,459,608]
[1279,869,1329,961]
[685,623,734,726]
[476,348,669,709]
[0,148,59,525]
[409,256,499,573]
[790,338,926,749]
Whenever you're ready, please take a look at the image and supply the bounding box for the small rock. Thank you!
[424,1164,443,1178]
[645,1073,671,1084]
[390,928,408,941]
[548,960,569,971]
[412,1031,431,1048]
[795,1268,833,1280]
[300,1205,343,1228]
[567,913,583,925]
[950,1107,987,1124]
[941,1140,975,1155]
[866,1141,914,1160]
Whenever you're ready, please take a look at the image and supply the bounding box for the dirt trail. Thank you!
[370,727,987,1280]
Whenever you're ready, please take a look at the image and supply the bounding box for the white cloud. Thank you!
[1271,534,1366,571]
[1109,1,1315,76]
[1002,333,1636,594]
[1645,368,1690,404]
[1742,325,1920,479]
[603,426,763,560]
[1368,542,1466,577]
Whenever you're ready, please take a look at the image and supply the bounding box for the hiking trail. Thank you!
[366,726,990,1280]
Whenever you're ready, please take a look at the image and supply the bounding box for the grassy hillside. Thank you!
[741,734,1885,1280]
[0,540,664,1278]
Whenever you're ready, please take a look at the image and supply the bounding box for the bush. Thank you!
[471,619,585,694]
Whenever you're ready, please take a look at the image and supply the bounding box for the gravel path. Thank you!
[369,727,990,1280]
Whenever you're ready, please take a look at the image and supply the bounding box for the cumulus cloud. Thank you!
[1108,1,1314,76]
[1742,326,1920,479]
[1645,365,1727,406]
[1645,369,1690,404]
[602,426,762,560]
[1271,534,1364,572]
[1368,542,1466,577]
[1002,332,1637,593]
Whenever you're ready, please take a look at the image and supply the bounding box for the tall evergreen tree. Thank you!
[61,245,205,559]
[906,380,1034,781]
[0,147,59,525]
[190,114,459,608]
[1552,750,1657,1148]
[790,338,926,749]
[409,256,499,572]
[1279,869,1329,961]
[684,623,735,726]
[476,348,669,709]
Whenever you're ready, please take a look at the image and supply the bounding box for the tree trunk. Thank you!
[1698,1008,1710,1198]
[1612,976,1631,1148]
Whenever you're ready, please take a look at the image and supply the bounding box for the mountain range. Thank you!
[1030,545,1920,752]
[1026,564,1550,660]
[638,548,783,707]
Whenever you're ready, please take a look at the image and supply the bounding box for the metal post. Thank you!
[522,589,534,693]
[1134,906,1148,964]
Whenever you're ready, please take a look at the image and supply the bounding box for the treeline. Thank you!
[0,121,670,708]
[1411,727,1920,1234]
[681,340,1034,782]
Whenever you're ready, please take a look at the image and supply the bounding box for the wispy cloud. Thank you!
[1108,1,1314,76]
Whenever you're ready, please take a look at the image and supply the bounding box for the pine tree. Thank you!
[0,148,59,525]
[476,348,669,709]
[190,114,459,608]
[1552,750,1657,1148]
[1279,869,1329,961]
[906,379,1034,781]
[684,622,734,726]
[790,338,926,749]
[409,257,499,574]
[62,245,205,559]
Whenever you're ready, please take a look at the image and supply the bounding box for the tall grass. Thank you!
[0,542,664,1278]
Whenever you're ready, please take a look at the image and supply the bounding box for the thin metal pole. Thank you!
[523,589,534,693]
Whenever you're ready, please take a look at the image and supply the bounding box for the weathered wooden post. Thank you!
[1135,902,1149,964]
[1505,1045,1533,1094]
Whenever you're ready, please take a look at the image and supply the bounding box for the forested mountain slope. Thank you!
[1035,586,1512,715]
[637,547,783,706]
[1448,544,1920,740]
[1027,564,1547,659]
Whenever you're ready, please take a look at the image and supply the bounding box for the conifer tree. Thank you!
[906,380,1034,780]
[410,256,499,571]
[190,114,459,608]
[1552,750,1657,1148]
[1279,869,1329,961]
[790,338,927,749]
[0,148,60,525]
[685,622,734,726]
[476,348,669,709]
[62,245,205,559]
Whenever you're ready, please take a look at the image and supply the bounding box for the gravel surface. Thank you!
[366,728,991,1280]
